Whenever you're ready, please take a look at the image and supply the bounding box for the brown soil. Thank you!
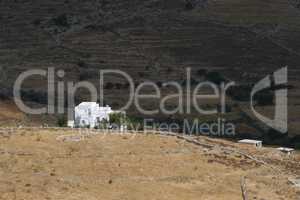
[0,129,299,200]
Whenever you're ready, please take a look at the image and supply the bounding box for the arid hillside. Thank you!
[0,129,299,199]
[1,0,300,87]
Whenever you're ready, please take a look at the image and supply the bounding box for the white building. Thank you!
[238,139,262,148]
[73,102,114,128]
[277,147,294,155]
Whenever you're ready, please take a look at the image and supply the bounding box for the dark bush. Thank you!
[109,112,126,126]
[52,14,69,27]
[57,115,66,127]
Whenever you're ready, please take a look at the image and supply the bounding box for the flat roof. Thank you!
[277,147,294,152]
[238,139,262,144]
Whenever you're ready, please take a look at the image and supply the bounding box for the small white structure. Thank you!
[74,102,114,128]
[277,147,295,155]
[67,120,74,128]
[238,139,262,148]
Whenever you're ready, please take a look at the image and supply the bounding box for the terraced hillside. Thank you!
[1,0,300,82]
[1,0,300,138]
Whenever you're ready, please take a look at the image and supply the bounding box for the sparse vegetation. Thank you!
[57,115,67,127]
[109,112,126,126]
[96,118,109,129]
[108,113,143,130]
[0,129,298,199]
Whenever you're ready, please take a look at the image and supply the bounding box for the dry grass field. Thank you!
[0,129,299,200]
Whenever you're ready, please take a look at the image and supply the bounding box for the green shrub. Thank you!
[109,113,126,126]
[57,115,66,127]
[96,118,109,129]
[109,113,143,130]
[126,116,144,131]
